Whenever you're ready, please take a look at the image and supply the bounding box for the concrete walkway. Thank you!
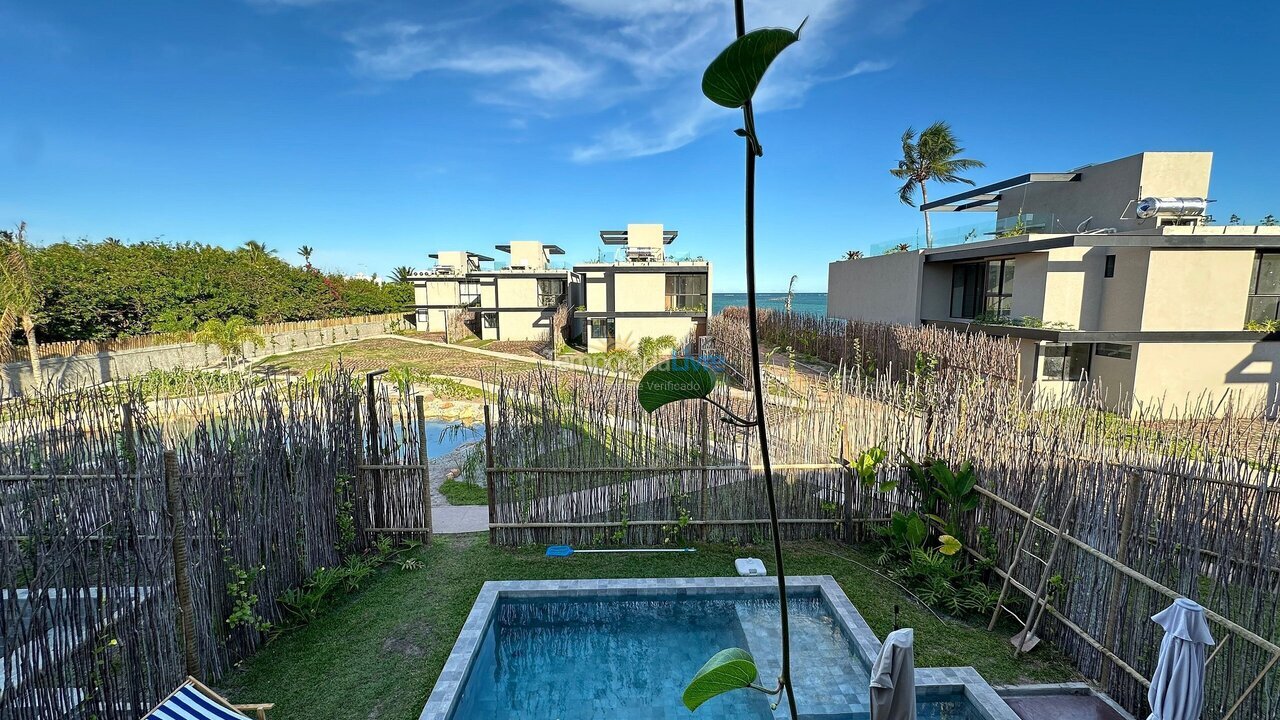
[432,505,489,534]
[428,441,491,534]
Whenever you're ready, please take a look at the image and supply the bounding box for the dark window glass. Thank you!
[1041,343,1092,380]
[537,278,565,307]
[665,274,708,310]
[950,264,984,318]
[1248,253,1280,322]
[460,281,481,305]
[589,318,615,339]
[1095,342,1132,360]
[1104,255,1116,278]
[481,312,498,329]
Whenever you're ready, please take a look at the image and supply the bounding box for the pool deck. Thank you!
[419,575,1021,720]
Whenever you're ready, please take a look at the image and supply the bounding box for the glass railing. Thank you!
[865,214,1061,255]
[489,260,571,271]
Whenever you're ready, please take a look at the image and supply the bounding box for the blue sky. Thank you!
[2,0,1276,292]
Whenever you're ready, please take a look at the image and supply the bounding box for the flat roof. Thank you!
[923,229,1280,263]
[920,173,1081,212]
[494,243,565,255]
[599,229,678,245]
[427,251,495,261]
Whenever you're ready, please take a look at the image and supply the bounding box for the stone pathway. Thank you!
[429,441,490,534]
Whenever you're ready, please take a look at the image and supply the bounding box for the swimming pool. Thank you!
[422,577,1018,720]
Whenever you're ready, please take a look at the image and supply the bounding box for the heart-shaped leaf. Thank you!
[938,534,963,556]
[702,21,805,109]
[637,358,717,413]
[683,647,759,711]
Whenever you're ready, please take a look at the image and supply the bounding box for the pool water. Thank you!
[423,420,483,458]
[450,592,980,719]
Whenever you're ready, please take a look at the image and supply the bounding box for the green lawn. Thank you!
[220,535,1077,719]
[438,477,487,505]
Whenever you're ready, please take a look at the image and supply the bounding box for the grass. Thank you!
[255,337,531,382]
[221,535,1078,719]
[439,477,487,505]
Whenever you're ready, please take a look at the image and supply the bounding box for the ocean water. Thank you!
[449,592,978,719]
[714,292,827,317]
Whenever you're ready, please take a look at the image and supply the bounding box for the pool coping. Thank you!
[419,575,1020,720]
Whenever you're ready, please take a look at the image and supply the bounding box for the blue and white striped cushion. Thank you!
[145,684,250,720]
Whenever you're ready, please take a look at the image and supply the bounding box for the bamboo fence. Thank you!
[712,307,1021,384]
[0,369,429,719]
[483,345,1280,719]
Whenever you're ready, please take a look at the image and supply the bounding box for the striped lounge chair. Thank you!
[143,676,274,720]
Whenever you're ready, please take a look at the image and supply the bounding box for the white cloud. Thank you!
[339,0,913,162]
[346,21,600,101]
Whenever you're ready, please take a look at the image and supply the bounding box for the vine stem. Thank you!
[734,1,798,717]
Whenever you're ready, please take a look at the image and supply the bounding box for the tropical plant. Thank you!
[841,250,863,260]
[784,275,798,313]
[890,122,985,248]
[635,8,804,715]
[194,316,266,369]
[884,243,912,255]
[242,240,275,259]
[1229,214,1242,226]
[391,265,415,284]
[1262,214,1278,227]
[297,245,315,271]
[0,222,42,387]
[904,457,980,537]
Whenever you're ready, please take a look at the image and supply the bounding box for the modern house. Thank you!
[471,241,573,342]
[828,151,1280,412]
[408,250,492,334]
[573,224,712,352]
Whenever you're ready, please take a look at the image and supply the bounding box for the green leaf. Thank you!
[701,22,805,109]
[877,480,899,493]
[683,648,759,711]
[938,534,963,556]
[637,358,717,413]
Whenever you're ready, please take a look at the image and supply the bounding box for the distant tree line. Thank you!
[17,236,412,342]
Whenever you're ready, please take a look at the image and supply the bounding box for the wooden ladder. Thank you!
[988,484,1078,656]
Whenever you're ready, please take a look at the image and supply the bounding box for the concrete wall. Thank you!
[827,251,924,325]
[613,316,700,352]
[507,241,550,269]
[1139,249,1252,330]
[614,272,668,312]
[1131,341,1280,412]
[1097,247,1151,331]
[4,316,401,397]
[994,152,1212,233]
[626,223,666,254]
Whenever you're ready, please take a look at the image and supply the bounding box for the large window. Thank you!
[460,280,481,306]
[1041,343,1091,381]
[537,278,566,307]
[1095,343,1132,360]
[665,274,708,311]
[1247,252,1280,323]
[951,259,1015,319]
[589,318,615,339]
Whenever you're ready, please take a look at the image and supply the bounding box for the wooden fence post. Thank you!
[120,402,137,475]
[1100,472,1142,688]
[484,404,497,545]
[164,450,200,677]
[415,395,433,543]
[365,371,387,531]
[698,400,709,542]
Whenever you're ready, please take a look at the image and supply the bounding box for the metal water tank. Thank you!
[1135,197,1209,219]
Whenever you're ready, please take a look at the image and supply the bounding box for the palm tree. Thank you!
[0,223,42,388]
[194,316,266,369]
[242,240,275,261]
[891,122,985,248]
[297,245,315,271]
[842,250,863,260]
[391,266,415,284]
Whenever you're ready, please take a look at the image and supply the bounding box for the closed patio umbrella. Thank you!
[1147,598,1215,720]
[870,627,916,720]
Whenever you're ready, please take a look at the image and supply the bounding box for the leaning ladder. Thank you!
[987,485,1077,656]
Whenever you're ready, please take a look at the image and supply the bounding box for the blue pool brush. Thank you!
[545,545,697,558]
